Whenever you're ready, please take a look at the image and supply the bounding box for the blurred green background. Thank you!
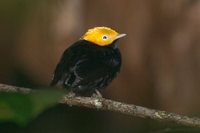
[1,0,200,132]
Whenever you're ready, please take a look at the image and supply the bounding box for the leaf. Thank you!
[0,93,32,124]
[0,89,65,126]
[29,89,65,118]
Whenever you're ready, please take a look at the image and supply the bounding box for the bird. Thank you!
[50,26,126,96]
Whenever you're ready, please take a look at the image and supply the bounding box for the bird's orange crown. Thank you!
[81,27,126,46]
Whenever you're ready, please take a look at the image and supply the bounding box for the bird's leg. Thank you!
[92,89,102,98]
[95,89,102,97]
[67,91,76,98]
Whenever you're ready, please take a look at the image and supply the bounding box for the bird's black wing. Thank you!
[50,51,70,87]
[50,41,84,87]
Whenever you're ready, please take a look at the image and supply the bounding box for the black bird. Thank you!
[51,27,126,96]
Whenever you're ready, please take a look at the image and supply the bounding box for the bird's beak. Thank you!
[114,33,126,40]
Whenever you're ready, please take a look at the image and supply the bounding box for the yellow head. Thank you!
[81,27,126,46]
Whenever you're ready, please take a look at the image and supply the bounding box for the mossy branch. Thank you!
[0,83,200,128]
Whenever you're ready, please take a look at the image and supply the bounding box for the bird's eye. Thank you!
[102,35,108,40]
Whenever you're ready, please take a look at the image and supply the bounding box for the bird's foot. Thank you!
[91,90,102,98]
[67,91,76,98]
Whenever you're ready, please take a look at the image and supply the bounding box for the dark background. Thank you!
[1,0,200,132]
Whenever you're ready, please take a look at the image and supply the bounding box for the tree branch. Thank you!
[0,83,200,128]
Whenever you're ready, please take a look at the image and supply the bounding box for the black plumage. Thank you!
[51,40,121,96]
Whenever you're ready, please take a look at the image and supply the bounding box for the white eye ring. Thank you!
[102,35,108,40]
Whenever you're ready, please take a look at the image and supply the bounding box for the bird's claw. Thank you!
[67,91,76,98]
[92,90,102,98]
